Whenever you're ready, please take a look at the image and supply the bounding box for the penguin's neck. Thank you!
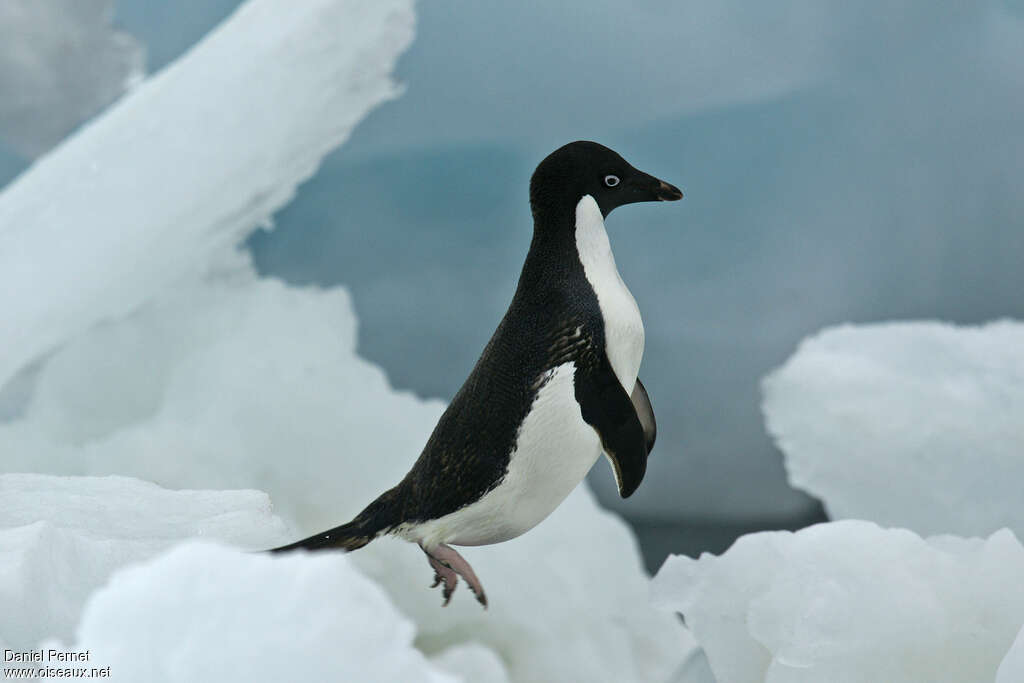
[573,195,617,283]
[574,195,646,391]
[521,195,612,283]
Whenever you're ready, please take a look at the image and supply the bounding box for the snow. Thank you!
[0,274,441,530]
[762,320,1024,538]
[0,0,689,680]
[652,520,1024,683]
[0,0,143,158]
[59,543,456,683]
[0,473,286,546]
[0,473,288,650]
[654,317,1024,681]
[0,0,415,392]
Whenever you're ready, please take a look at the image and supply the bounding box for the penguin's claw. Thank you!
[420,543,488,609]
[425,553,458,605]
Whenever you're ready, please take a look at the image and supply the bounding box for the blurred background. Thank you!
[2,0,1022,570]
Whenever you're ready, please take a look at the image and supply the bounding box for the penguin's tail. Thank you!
[268,487,402,554]
[269,519,373,553]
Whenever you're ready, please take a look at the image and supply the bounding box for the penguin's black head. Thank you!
[529,141,682,225]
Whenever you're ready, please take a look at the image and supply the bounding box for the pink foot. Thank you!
[420,543,488,608]
[425,553,458,605]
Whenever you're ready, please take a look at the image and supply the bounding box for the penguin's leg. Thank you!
[419,543,488,608]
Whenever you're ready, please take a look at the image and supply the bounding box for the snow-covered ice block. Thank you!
[763,320,1024,537]
[0,273,444,533]
[1,472,286,546]
[56,543,455,683]
[652,520,1024,683]
[0,0,414,390]
[0,473,288,650]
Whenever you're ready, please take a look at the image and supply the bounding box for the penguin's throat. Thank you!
[574,195,644,392]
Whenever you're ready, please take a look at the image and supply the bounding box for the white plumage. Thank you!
[574,195,644,394]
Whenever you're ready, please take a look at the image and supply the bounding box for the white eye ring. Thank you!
[604,174,620,187]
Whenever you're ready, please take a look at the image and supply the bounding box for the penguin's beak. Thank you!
[654,178,683,201]
[629,169,683,203]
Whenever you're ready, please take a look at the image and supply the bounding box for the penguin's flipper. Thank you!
[575,361,648,498]
[630,377,657,454]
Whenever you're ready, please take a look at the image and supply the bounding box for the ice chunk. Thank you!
[763,321,1024,537]
[0,0,143,158]
[54,542,456,683]
[0,473,288,650]
[1,472,286,546]
[997,626,1024,683]
[0,0,414,391]
[0,273,444,533]
[653,520,1024,683]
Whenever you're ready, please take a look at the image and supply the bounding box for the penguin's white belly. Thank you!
[410,362,602,547]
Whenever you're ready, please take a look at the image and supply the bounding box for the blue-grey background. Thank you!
[3,0,1022,568]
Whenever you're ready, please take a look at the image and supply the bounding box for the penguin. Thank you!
[272,141,682,607]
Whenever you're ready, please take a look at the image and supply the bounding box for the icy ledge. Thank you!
[0,473,289,650]
[762,320,1024,538]
[0,474,496,683]
[0,470,686,683]
[653,520,1024,683]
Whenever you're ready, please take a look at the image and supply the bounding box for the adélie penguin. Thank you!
[271,141,683,607]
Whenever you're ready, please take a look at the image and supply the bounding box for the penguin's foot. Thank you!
[420,543,488,608]
[426,553,458,604]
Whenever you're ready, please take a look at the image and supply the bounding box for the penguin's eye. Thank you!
[603,174,620,188]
